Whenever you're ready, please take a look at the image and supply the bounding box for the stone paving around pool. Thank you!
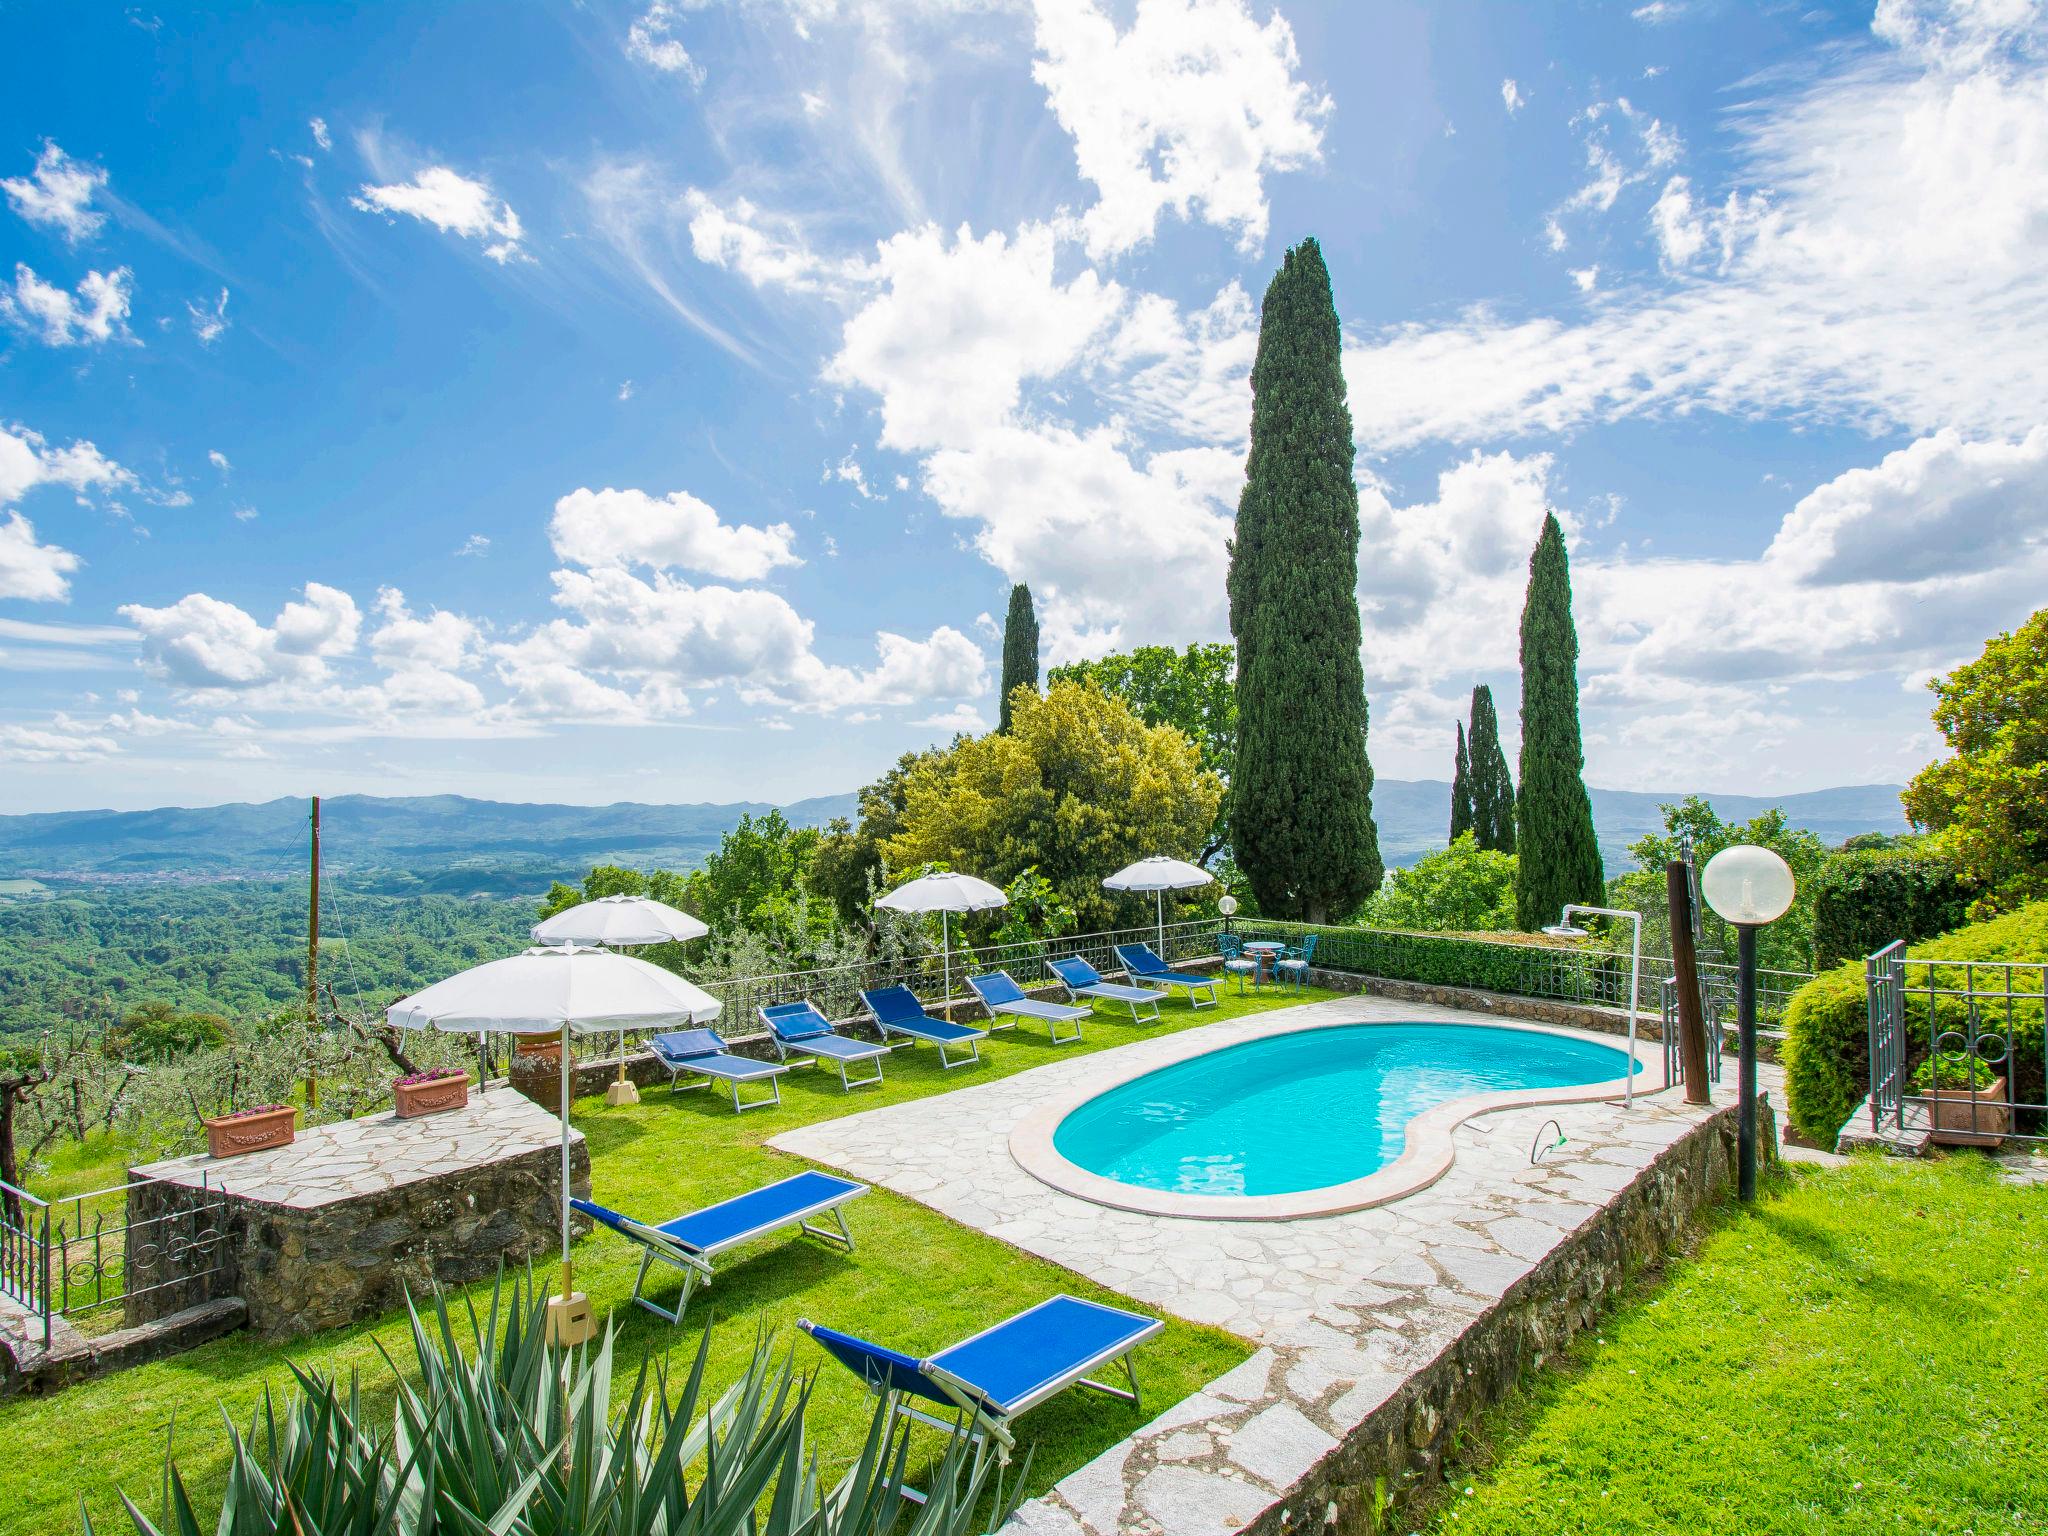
[771,993,1776,1536]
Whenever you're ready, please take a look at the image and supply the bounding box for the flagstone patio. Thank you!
[772,994,1769,1536]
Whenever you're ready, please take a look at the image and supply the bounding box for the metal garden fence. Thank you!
[1866,940,2046,1143]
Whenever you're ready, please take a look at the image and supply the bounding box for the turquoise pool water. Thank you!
[1053,1023,1638,1197]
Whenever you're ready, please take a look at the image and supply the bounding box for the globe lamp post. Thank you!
[1700,845,1796,1202]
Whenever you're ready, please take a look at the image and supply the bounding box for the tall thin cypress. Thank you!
[1468,684,1516,853]
[1449,724,1475,844]
[1228,238,1383,921]
[998,582,1039,733]
[1514,514,1604,928]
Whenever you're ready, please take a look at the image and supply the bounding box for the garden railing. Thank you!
[1866,940,2046,1142]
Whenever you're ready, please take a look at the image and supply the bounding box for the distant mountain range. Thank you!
[0,782,1906,893]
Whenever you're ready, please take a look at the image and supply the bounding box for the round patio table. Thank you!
[1242,940,1286,984]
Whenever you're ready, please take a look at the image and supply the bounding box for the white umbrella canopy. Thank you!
[1104,855,1214,956]
[531,893,710,948]
[875,871,1008,1014]
[388,944,722,1322]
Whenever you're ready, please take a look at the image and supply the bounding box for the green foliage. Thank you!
[882,681,1223,930]
[1227,237,1382,922]
[106,1000,232,1061]
[1903,606,2048,915]
[1513,514,1602,928]
[1783,899,2048,1144]
[93,1271,1024,1536]
[1609,796,1827,976]
[1467,684,1516,854]
[0,883,536,1039]
[807,750,946,926]
[1361,835,1517,933]
[1448,725,1475,845]
[1810,839,1972,970]
[999,583,1040,734]
[1909,1052,1998,1093]
[986,867,1078,950]
[1415,1156,2048,1536]
[1048,643,1236,863]
[1234,919,1632,1010]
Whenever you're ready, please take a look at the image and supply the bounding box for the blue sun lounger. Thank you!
[574,1170,866,1324]
[1113,943,1221,1009]
[646,1028,788,1111]
[859,985,987,1070]
[759,1001,888,1091]
[966,971,1087,1045]
[801,1294,1160,1469]
[1045,956,1162,1024]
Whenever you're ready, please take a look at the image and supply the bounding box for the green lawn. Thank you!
[1418,1153,2048,1536]
[2,984,1325,1535]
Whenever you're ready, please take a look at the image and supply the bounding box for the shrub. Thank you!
[1235,920,1635,1011]
[1360,835,1517,933]
[1784,900,2048,1145]
[1810,841,1972,970]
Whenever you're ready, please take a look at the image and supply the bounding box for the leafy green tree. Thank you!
[986,866,1078,949]
[1449,724,1475,844]
[806,748,946,924]
[1362,834,1518,932]
[1609,796,1827,975]
[107,1000,232,1061]
[1903,606,2048,916]
[882,681,1223,929]
[682,810,823,936]
[1226,237,1382,922]
[999,582,1040,733]
[1049,643,1236,862]
[1514,513,1603,929]
[1468,683,1516,853]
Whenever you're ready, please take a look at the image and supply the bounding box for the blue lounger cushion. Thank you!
[648,1029,784,1079]
[802,1293,1161,1452]
[761,1001,835,1041]
[860,986,986,1043]
[1113,945,1218,989]
[1046,956,1162,1004]
[967,971,1086,1041]
[574,1171,867,1323]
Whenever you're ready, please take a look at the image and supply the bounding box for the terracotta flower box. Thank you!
[1925,1075,2010,1147]
[204,1104,297,1159]
[394,1069,471,1119]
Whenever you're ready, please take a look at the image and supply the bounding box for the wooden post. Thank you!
[306,796,321,1110]
[1665,859,1712,1104]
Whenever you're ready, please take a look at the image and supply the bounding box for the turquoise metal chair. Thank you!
[1275,932,1318,991]
[1218,932,1259,993]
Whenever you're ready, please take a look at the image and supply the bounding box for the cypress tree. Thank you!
[1468,684,1516,853]
[998,582,1039,733]
[1449,724,1475,844]
[1514,513,1604,928]
[1227,237,1383,921]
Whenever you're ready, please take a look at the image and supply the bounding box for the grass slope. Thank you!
[1420,1154,2048,1536]
[1,984,1327,1534]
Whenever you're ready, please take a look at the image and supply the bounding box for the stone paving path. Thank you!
[774,994,1775,1536]
[134,1087,577,1208]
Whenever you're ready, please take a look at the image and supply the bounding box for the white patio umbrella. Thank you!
[531,895,711,1105]
[389,943,721,1343]
[1103,855,1214,958]
[875,871,1007,1018]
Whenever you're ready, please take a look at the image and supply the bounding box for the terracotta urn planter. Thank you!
[514,1037,563,1071]
[204,1104,297,1159]
[393,1069,471,1119]
[1926,1076,2010,1146]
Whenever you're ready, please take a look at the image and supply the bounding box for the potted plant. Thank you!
[1912,1053,2009,1146]
[393,1066,471,1119]
[203,1103,297,1159]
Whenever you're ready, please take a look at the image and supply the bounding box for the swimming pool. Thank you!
[1043,1022,1640,1209]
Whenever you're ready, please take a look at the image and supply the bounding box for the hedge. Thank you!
[1784,899,2048,1146]
[1810,841,1972,971]
[1236,920,1641,1010]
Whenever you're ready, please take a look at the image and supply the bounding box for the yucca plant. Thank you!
[87,1270,1028,1535]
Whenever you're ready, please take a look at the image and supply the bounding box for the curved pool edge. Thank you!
[1008,1014,1663,1221]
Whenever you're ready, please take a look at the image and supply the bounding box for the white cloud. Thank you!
[1570,264,1599,293]
[352,166,528,264]
[828,452,880,499]
[0,513,81,603]
[1344,14,2048,450]
[550,486,802,581]
[2,142,107,243]
[1031,0,1330,258]
[828,220,1123,452]
[0,720,120,764]
[1,422,135,508]
[208,449,231,474]
[626,2,705,84]
[617,379,634,401]
[454,533,490,557]
[370,587,480,672]
[914,703,988,733]
[187,288,230,345]
[684,190,874,296]
[1501,78,1525,114]
[120,583,361,691]
[309,117,332,151]
[1,264,134,346]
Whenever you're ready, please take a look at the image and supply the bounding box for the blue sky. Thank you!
[2,0,2044,815]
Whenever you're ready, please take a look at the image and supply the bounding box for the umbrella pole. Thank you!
[1156,890,1165,959]
[559,1029,571,1298]
[942,911,951,1021]
[546,1026,594,1347]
